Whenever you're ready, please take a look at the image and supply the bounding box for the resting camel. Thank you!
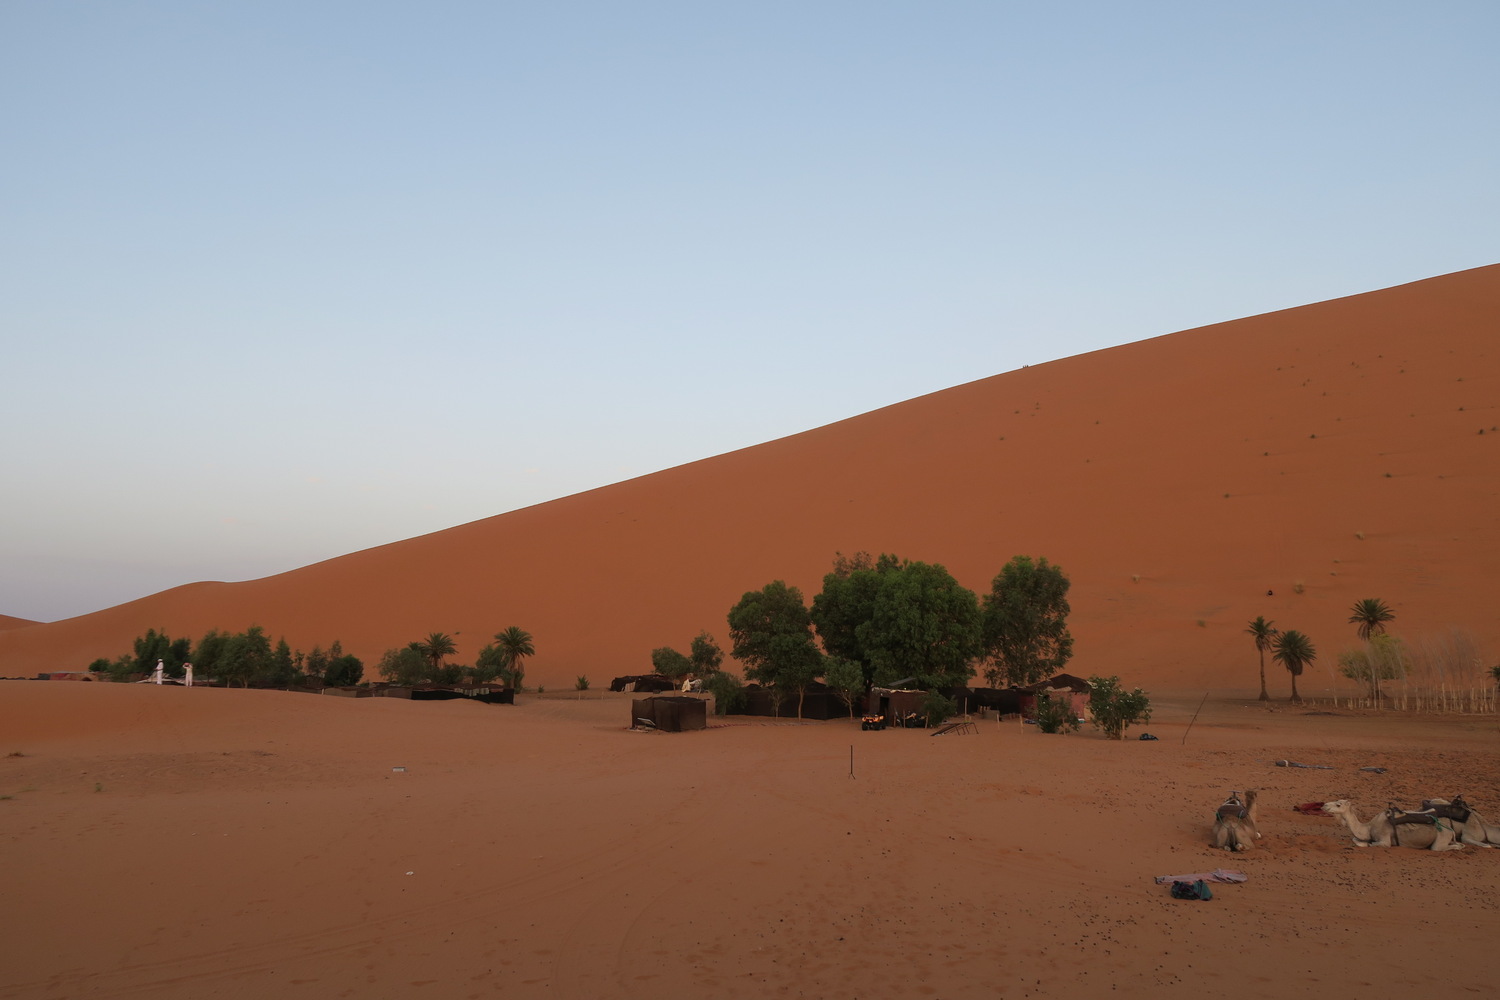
[1212,790,1260,851]
[1420,797,1500,847]
[1320,799,1464,850]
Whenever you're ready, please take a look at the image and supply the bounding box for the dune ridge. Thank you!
[3,265,1497,693]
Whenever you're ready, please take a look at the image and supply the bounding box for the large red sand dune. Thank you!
[2,266,1497,694]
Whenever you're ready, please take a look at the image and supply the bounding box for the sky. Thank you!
[3,1,1497,623]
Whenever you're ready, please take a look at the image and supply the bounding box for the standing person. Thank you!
[184,662,194,688]
[153,659,164,684]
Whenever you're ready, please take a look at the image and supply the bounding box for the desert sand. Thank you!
[1,265,1497,695]
[2,682,1497,999]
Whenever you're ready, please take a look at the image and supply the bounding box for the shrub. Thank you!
[1032,690,1081,734]
[702,671,747,716]
[1087,676,1152,740]
[575,675,590,691]
[922,689,958,728]
[1338,634,1408,686]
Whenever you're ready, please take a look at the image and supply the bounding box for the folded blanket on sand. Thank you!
[1154,869,1247,885]
[1292,802,1326,815]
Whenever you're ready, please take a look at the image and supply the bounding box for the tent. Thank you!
[631,695,707,732]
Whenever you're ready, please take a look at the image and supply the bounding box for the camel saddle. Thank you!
[1385,804,1457,846]
[1385,805,1437,827]
[1215,801,1249,821]
[1419,797,1472,824]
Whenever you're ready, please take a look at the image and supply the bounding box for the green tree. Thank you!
[1086,676,1152,740]
[304,646,331,683]
[1246,616,1279,701]
[472,643,506,683]
[811,551,896,683]
[650,646,694,679]
[217,626,273,688]
[859,560,980,689]
[270,638,298,686]
[727,580,823,718]
[193,630,230,678]
[981,556,1074,687]
[689,632,725,676]
[324,654,364,687]
[494,626,535,690]
[1339,633,1408,701]
[133,628,182,676]
[378,646,430,686]
[823,656,866,719]
[1272,629,1316,704]
[1348,598,1396,642]
[413,632,458,678]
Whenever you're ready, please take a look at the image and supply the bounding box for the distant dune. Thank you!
[0,614,40,631]
[3,265,1496,694]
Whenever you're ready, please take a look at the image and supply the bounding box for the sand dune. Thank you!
[2,681,1496,999]
[0,614,39,632]
[2,265,1497,695]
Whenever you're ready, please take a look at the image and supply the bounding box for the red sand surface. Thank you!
[3,266,1497,695]
[1,682,1496,999]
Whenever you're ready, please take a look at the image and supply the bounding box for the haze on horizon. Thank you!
[3,2,1497,623]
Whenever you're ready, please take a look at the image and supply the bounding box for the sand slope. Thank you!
[2,265,1496,693]
[1,682,1496,999]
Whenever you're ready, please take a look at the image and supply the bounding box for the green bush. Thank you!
[1087,676,1152,740]
[702,671,747,715]
[575,675,590,691]
[1032,690,1081,734]
[922,689,958,728]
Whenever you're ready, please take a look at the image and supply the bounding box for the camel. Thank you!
[1212,790,1260,851]
[1420,797,1500,847]
[1320,799,1463,850]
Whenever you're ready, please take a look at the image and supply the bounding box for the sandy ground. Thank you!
[2,682,1496,999]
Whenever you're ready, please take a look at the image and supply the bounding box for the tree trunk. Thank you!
[1258,651,1269,701]
[1290,672,1302,704]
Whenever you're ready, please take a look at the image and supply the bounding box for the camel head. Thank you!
[1321,799,1352,816]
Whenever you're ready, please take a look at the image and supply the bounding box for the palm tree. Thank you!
[1347,599,1396,701]
[1246,616,1279,701]
[494,626,535,690]
[1348,598,1396,641]
[413,631,457,680]
[1272,629,1316,704]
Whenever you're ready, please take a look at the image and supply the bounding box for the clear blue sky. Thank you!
[3,2,1496,622]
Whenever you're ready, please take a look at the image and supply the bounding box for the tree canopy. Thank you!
[727,580,823,716]
[1348,598,1396,642]
[1272,629,1316,704]
[857,559,980,689]
[810,551,895,681]
[811,552,979,690]
[981,555,1073,687]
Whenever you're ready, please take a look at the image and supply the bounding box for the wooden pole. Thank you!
[1182,692,1210,745]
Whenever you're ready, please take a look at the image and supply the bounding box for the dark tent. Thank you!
[631,696,707,732]
[963,686,1024,715]
[611,674,677,693]
[736,682,846,719]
